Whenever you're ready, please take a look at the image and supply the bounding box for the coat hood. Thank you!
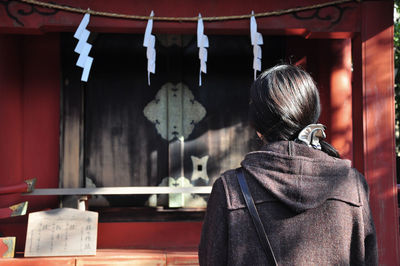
[241,141,362,213]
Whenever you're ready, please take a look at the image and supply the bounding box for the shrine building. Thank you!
[0,0,398,264]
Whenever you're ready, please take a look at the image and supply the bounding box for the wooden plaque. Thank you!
[24,208,98,257]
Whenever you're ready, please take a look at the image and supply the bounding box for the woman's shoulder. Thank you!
[210,169,246,210]
[348,167,371,204]
[217,168,276,210]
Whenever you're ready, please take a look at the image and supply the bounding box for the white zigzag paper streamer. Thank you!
[197,14,209,86]
[250,11,263,80]
[143,11,156,86]
[74,13,93,82]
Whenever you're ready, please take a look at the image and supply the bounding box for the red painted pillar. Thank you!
[353,1,400,264]
[329,39,353,161]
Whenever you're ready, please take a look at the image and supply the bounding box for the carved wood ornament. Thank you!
[143,82,206,141]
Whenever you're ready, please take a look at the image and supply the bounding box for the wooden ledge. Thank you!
[23,186,212,195]
[0,248,199,265]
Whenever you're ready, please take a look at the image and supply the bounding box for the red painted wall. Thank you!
[0,34,60,250]
[285,38,353,160]
[20,34,60,211]
[0,35,24,206]
[313,39,353,161]
[97,222,202,249]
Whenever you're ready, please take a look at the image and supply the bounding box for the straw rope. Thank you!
[18,0,360,22]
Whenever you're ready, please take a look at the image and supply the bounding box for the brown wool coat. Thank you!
[199,141,378,266]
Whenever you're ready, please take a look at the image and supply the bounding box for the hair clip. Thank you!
[297,124,326,150]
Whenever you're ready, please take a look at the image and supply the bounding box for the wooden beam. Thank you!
[0,178,36,195]
[0,0,360,34]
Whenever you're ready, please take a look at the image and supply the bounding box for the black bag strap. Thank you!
[236,168,278,266]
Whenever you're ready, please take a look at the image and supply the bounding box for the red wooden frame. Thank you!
[0,0,398,264]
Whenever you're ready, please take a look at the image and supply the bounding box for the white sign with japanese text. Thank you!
[24,208,98,257]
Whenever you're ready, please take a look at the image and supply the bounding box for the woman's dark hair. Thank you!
[249,64,340,158]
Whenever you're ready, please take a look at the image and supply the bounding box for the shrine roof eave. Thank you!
[0,0,360,38]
